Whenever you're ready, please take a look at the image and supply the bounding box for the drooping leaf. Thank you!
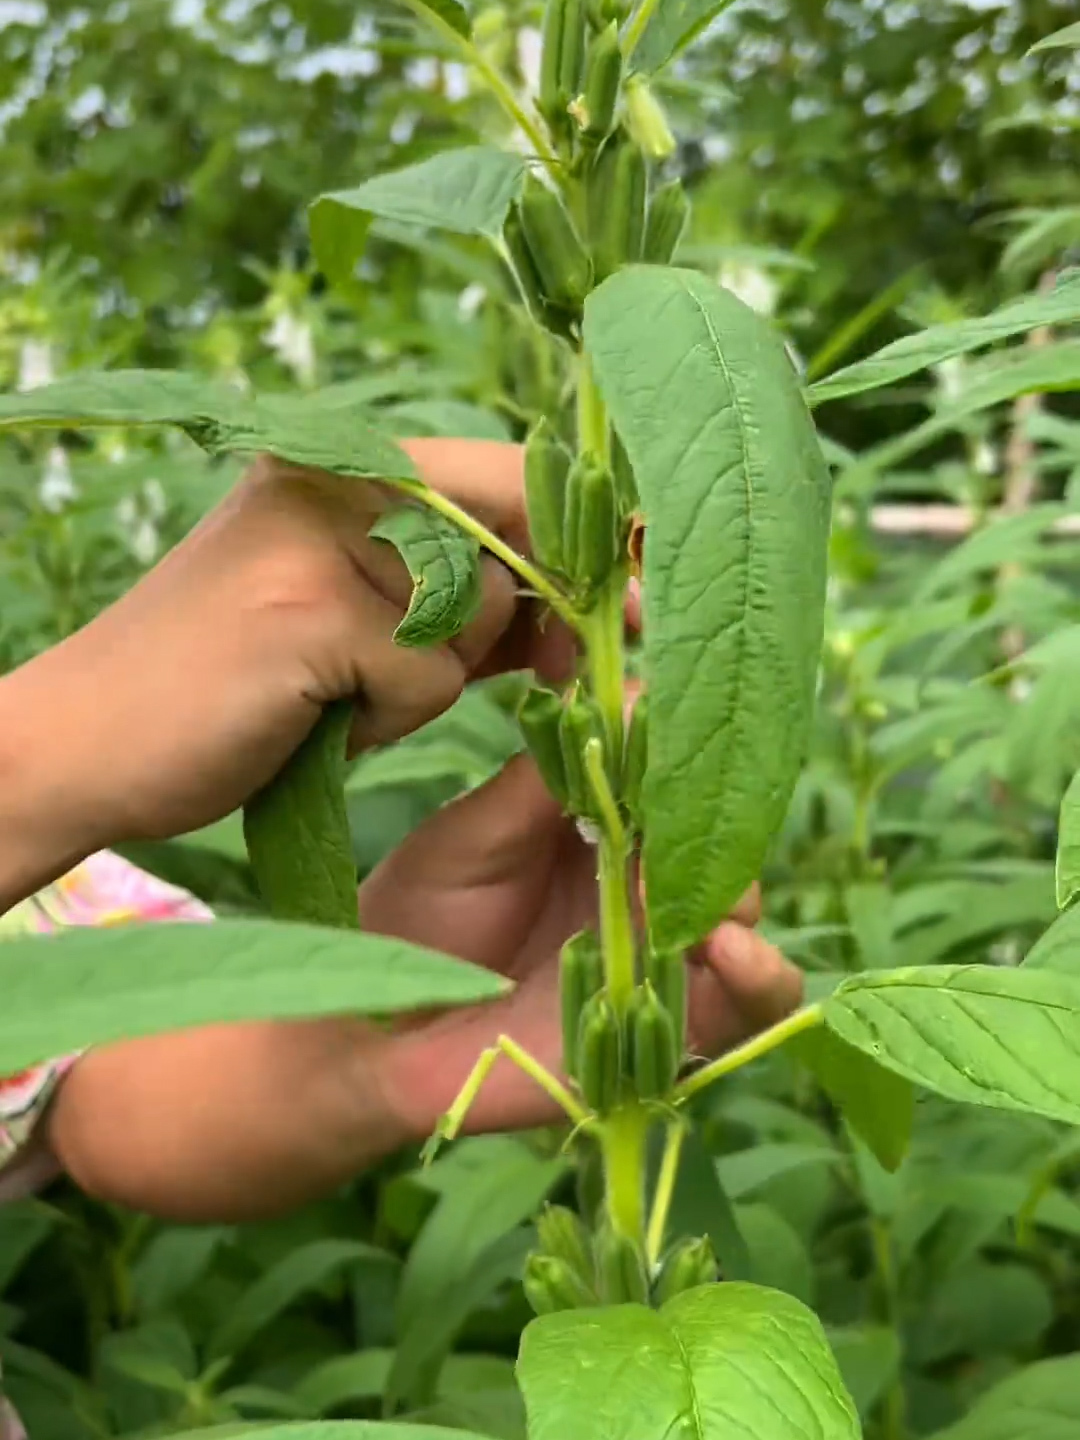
[517,1283,859,1440]
[929,1355,1080,1440]
[631,0,740,74]
[584,266,832,949]
[809,272,1080,403]
[791,1025,915,1171]
[0,921,507,1073]
[1029,22,1080,54]
[715,1142,840,1199]
[209,1239,394,1362]
[371,505,483,646]
[244,703,358,929]
[309,148,525,287]
[1056,770,1080,910]
[823,963,1080,1126]
[734,1204,816,1304]
[0,373,415,483]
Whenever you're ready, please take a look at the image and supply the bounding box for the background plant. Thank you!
[3,3,1080,1439]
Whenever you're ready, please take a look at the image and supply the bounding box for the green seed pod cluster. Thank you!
[643,178,690,265]
[518,173,593,310]
[560,929,605,1078]
[563,453,620,604]
[622,692,647,827]
[524,1253,596,1315]
[537,1203,595,1285]
[624,73,676,160]
[653,1236,720,1305]
[518,683,571,807]
[644,944,688,1063]
[588,132,647,282]
[539,0,586,136]
[503,206,575,340]
[524,418,572,578]
[559,682,608,818]
[576,991,622,1113]
[595,1224,649,1304]
[625,980,679,1100]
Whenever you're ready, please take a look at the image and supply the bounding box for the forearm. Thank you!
[0,655,106,913]
[45,1018,411,1222]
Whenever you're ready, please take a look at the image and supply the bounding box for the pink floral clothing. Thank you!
[0,852,211,1199]
[0,853,210,1440]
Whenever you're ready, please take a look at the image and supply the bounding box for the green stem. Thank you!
[674,1004,824,1103]
[600,1104,651,1243]
[399,0,557,166]
[621,0,663,59]
[871,1217,906,1440]
[646,1120,686,1266]
[381,475,581,632]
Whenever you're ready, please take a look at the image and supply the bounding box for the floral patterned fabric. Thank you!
[0,853,210,1439]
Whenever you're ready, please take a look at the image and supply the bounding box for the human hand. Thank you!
[355,754,803,1142]
[0,441,536,902]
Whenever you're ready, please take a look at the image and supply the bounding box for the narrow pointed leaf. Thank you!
[0,372,416,482]
[1029,22,1080,54]
[0,921,507,1073]
[309,148,525,286]
[810,272,1080,404]
[1057,771,1080,911]
[371,505,483,646]
[790,1027,914,1172]
[584,267,832,949]
[517,1282,859,1440]
[406,0,471,38]
[632,0,740,73]
[244,703,358,928]
[824,964,1080,1126]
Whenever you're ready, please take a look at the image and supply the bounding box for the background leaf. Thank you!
[371,505,482,647]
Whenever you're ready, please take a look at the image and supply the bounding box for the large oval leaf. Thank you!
[0,921,507,1073]
[517,1282,859,1439]
[823,964,1080,1126]
[584,267,833,949]
[168,1426,491,1439]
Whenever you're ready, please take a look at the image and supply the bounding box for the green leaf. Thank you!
[809,272,1080,403]
[210,1239,394,1362]
[734,1204,816,1304]
[1057,770,1080,910]
[909,1258,1052,1365]
[929,1355,1080,1440]
[632,0,740,74]
[132,1226,233,1317]
[407,0,471,38]
[0,373,415,483]
[663,1130,751,1280]
[826,1327,900,1421]
[584,267,832,949]
[309,148,525,287]
[517,1283,859,1439]
[244,703,358,928]
[1029,22,1080,54]
[389,1137,565,1409]
[715,1142,839,1199]
[0,920,507,1073]
[371,505,483,646]
[292,1352,395,1414]
[824,963,1080,1126]
[790,1027,915,1171]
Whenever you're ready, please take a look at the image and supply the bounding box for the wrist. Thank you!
[0,651,110,912]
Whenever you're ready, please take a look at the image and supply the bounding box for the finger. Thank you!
[728,883,762,929]
[693,923,803,1046]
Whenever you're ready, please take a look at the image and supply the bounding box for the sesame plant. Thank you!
[6,9,1080,1440]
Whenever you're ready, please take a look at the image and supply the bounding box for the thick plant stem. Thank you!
[871,1216,906,1440]
[600,1104,651,1244]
